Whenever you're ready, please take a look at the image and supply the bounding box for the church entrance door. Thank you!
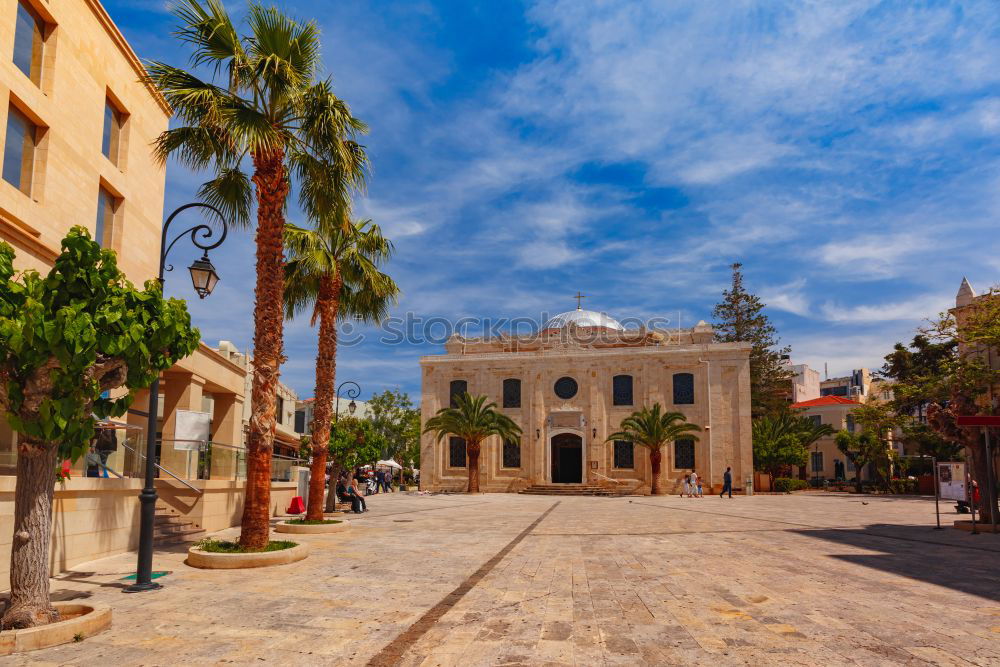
[551,433,583,483]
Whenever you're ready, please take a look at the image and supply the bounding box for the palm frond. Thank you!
[197,167,253,229]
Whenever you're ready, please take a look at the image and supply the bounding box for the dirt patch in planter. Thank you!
[186,541,309,569]
[0,602,112,655]
[275,519,351,534]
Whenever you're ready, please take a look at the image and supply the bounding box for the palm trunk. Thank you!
[306,274,341,520]
[467,440,481,493]
[649,446,663,495]
[2,439,59,629]
[324,462,342,512]
[240,149,289,551]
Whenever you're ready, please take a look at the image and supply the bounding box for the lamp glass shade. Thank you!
[188,255,219,299]
[348,400,357,415]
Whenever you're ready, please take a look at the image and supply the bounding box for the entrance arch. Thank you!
[550,433,583,483]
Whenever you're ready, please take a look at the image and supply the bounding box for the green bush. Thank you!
[194,538,297,553]
[774,477,809,493]
[888,479,918,495]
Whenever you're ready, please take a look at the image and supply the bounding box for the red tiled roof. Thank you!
[791,396,861,408]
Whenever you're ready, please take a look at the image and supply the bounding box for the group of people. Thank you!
[680,466,735,499]
[333,466,398,514]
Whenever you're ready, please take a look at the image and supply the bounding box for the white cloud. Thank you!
[819,293,952,324]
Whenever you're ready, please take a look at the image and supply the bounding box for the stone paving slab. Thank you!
[6,492,1000,665]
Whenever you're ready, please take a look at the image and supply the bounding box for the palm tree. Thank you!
[148,0,367,549]
[607,404,701,495]
[423,393,522,493]
[284,217,398,519]
[752,412,834,487]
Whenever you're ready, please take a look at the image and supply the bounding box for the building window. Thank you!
[13,1,44,85]
[502,438,520,468]
[674,439,695,469]
[102,99,124,166]
[672,373,694,405]
[3,106,36,194]
[275,396,284,424]
[95,186,119,247]
[846,414,855,433]
[811,451,824,473]
[613,440,634,469]
[449,380,467,408]
[448,436,466,468]
[808,415,822,428]
[502,378,521,409]
[554,376,578,400]
[612,375,633,406]
[294,410,305,434]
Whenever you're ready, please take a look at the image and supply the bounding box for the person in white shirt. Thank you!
[689,471,700,498]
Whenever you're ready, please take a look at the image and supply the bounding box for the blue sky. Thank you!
[107,0,1000,402]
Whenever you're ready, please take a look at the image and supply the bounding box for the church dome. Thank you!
[544,309,624,331]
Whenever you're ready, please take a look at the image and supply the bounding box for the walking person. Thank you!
[690,470,701,498]
[681,473,691,498]
[383,469,393,493]
[374,468,384,494]
[720,466,733,499]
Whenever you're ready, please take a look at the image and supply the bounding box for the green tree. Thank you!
[423,394,521,493]
[150,0,368,550]
[368,388,419,463]
[921,294,1000,516]
[284,219,397,520]
[606,404,701,495]
[0,229,199,628]
[712,262,792,418]
[835,430,885,494]
[752,412,832,487]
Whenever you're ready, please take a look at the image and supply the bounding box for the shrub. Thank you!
[888,479,918,495]
[195,538,297,553]
[774,477,809,493]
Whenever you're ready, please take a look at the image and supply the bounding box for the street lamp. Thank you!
[335,381,361,424]
[125,202,228,594]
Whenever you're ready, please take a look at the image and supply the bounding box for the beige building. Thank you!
[420,308,753,494]
[789,395,873,482]
[0,1,297,587]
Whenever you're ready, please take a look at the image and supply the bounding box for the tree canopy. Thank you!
[752,412,833,484]
[713,262,792,418]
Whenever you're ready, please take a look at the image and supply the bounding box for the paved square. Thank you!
[10,492,1000,665]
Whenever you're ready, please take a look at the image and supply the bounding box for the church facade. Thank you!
[419,308,752,494]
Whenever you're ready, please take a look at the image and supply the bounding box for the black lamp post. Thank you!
[124,202,228,593]
[334,381,361,424]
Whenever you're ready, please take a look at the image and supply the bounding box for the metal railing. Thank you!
[120,442,201,493]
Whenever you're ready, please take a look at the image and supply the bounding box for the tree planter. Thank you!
[0,603,111,655]
[186,542,308,569]
[275,520,350,534]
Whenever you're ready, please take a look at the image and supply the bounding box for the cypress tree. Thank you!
[712,262,792,418]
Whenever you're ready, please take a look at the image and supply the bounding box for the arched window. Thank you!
[672,372,695,405]
[449,380,467,408]
[503,378,521,409]
[502,438,521,468]
[674,439,695,469]
[612,374,633,406]
[448,436,466,468]
[613,440,634,469]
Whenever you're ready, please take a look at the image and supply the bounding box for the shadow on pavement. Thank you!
[795,523,1000,602]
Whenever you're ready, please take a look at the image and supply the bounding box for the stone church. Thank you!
[419,305,752,494]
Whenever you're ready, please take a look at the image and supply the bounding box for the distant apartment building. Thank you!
[820,368,873,400]
[213,341,301,457]
[781,357,820,403]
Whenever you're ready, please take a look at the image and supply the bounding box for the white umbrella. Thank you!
[376,459,402,469]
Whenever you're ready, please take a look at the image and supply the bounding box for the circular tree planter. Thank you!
[275,519,350,534]
[0,602,111,655]
[186,541,308,569]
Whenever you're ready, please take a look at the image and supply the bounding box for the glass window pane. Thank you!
[449,380,467,408]
[613,375,633,406]
[448,437,466,468]
[613,440,634,469]
[102,101,121,164]
[673,373,694,405]
[502,378,520,409]
[502,438,520,468]
[674,439,695,469]
[13,1,43,85]
[4,107,34,194]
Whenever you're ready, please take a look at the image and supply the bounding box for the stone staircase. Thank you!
[519,483,619,496]
[153,505,206,547]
